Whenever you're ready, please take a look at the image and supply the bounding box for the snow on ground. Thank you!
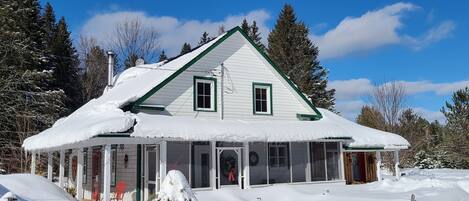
[0,174,74,201]
[195,169,469,201]
[157,170,198,201]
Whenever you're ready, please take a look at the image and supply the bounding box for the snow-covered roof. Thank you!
[133,108,409,149]
[22,27,409,151]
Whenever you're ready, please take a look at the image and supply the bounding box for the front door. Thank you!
[144,145,159,200]
[217,148,242,188]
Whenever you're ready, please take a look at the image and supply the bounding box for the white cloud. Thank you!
[312,2,455,59]
[404,20,456,50]
[80,10,270,56]
[412,107,446,123]
[329,78,468,121]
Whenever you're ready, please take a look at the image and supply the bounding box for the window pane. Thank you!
[249,142,268,185]
[268,143,290,184]
[191,142,211,188]
[261,89,267,100]
[167,142,190,181]
[326,142,340,181]
[204,83,211,95]
[197,83,204,95]
[256,88,261,99]
[197,96,204,108]
[261,100,267,112]
[255,101,261,112]
[291,142,307,182]
[311,142,326,181]
[204,96,211,108]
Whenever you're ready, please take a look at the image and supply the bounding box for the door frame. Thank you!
[143,145,160,200]
[216,147,242,189]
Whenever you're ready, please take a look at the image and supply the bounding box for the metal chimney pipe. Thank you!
[107,51,115,88]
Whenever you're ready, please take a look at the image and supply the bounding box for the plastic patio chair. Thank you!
[111,181,126,201]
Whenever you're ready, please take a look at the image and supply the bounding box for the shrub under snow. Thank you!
[155,170,198,201]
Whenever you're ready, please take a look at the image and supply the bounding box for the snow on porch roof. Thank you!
[132,108,409,150]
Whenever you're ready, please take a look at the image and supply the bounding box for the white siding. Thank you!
[142,32,315,120]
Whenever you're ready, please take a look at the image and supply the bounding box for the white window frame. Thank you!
[194,77,216,112]
[253,83,272,115]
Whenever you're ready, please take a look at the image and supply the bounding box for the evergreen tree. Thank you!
[49,17,82,110]
[241,18,250,34]
[441,87,469,168]
[0,0,66,173]
[267,4,335,109]
[159,50,168,62]
[199,32,211,45]
[218,25,225,35]
[180,43,192,55]
[249,21,265,51]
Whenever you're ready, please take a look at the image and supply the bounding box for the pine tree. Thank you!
[50,17,82,110]
[241,18,250,34]
[180,43,192,55]
[159,50,168,62]
[0,0,66,173]
[218,25,225,35]
[267,4,335,109]
[249,21,265,51]
[199,32,211,45]
[441,87,469,168]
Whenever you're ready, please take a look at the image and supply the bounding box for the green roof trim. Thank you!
[344,147,385,151]
[297,113,321,121]
[131,26,322,119]
[134,104,165,111]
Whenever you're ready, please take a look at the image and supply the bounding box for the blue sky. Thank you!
[43,0,469,121]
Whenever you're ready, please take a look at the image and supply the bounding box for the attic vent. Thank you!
[135,58,145,66]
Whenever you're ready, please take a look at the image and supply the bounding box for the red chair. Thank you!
[111,181,126,201]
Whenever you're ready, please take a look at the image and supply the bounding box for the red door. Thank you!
[92,149,101,201]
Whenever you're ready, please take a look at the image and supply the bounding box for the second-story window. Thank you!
[253,83,272,115]
[194,76,216,111]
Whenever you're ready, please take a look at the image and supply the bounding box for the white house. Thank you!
[22,26,409,201]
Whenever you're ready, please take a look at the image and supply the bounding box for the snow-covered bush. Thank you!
[155,170,198,201]
[413,150,454,169]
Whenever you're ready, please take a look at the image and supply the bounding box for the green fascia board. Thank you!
[134,105,165,111]
[136,144,141,201]
[193,76,217,112]
[344,147,385,151]
[131,26,322,119]
[296,113,322,121]
[252,82,273,115]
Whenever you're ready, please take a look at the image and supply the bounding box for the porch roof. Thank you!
[22,107,409,151]
[132,108,409,150]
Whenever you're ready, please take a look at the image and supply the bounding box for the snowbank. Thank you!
[156,170,197,201]
[0,174,74,201]
[195,169,469,201]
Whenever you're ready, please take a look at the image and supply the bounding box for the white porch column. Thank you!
[210,141,216,190]
[159,141,167,184]
[339,142,345,180]
[243,142,250,189]
[103,145,111,201]
[30,152,36,175]
[376,151,382,181]
[394,150,400,180]
[59,150,65,188]
[76,148,84,201]
[47,152,53,181]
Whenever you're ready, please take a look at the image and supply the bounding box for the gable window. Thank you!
[194,76,216,111]
[253,83,272,115]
